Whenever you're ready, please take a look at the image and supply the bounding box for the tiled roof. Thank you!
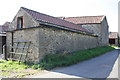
[57,16,105,24]
[109,32,118,39]
[21,7,90,33]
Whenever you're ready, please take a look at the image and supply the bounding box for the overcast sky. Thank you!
[0,0,119,32]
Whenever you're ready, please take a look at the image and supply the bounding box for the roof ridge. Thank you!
[65,15,105,18]
[21,7,54,18]
[21,7,85,27]
[58,15,106,24]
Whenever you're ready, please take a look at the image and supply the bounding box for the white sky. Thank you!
[0,0,119,32]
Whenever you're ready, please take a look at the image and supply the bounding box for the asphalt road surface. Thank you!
[25,49,119,79]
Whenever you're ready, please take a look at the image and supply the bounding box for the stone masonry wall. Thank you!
[6,32,12,56]
[101,17,109,46]
[80,20,109,46]
[6,27,98,63]
[9,8,39,31]
[6,28,40,63]
[80,24,102,46]
[38,27,98,62]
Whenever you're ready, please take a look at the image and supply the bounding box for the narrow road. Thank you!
[25,49,119,78]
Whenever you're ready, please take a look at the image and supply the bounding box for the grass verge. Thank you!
[32,46,115,70]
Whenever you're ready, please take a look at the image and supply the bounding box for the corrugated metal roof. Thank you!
[109,32,118,39]
[58,16,105,24]
[21,7,91,33]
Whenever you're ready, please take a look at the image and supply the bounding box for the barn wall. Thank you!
[80,24,102,46]
[38,27,98,61]
[79,19,109,46]
[101,17,109,46]
[6,27,98,63]
[6,28,40,63]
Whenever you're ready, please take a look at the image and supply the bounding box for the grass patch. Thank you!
[0,72,11,76]
[0,60,31,77]
[0,60,29,71]
[111,45,118,48]
[31,46,115,70]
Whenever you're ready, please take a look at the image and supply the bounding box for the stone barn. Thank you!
[6,7,109,63]
[58,16,109,46]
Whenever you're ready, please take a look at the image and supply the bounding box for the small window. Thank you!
[17,16,23,29]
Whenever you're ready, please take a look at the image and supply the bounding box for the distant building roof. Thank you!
[21,7,91,34]
[0,22,10,32]
[3,22,10,26]
[57,16,105,24]
[109,32,118,39]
